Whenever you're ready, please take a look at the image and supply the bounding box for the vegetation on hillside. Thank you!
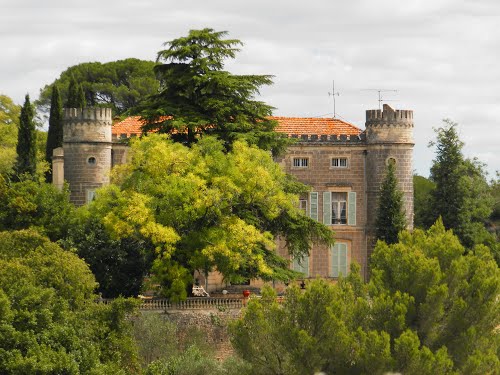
[231,221,500,374]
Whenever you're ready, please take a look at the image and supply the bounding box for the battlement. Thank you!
[366,104,413,127]
[64,107,112,122]
[287,133,366,143]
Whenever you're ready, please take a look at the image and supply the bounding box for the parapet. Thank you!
[63,107,112,143]
[365,104,413,127]
[365,104,414,144]
[288,133,366,143]
[64,107,112,123]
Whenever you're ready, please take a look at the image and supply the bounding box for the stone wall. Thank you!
[162,308,241,361]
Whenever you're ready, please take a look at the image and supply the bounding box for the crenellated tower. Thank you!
[365,104,414,247]
[63,107,112,205]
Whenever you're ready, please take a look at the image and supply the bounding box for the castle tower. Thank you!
[63,108,112,205]
[365,104,414,247]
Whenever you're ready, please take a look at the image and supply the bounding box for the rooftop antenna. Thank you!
[362,89,398,110]
[328,80,340,118]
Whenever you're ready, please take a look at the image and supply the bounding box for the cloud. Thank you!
[1,0,498,176]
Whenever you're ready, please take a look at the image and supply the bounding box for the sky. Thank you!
[1,0,499,177]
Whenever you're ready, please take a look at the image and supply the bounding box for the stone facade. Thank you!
[55,104,414,289]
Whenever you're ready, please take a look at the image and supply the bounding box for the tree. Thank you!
[68,215,154,298]
[0,229,141,373]
[375,162,407,244]
[37,58,159,116]
[14,94,36,178]
[65,75,86,108]
[413,175,435,229]
[230,221,500,374]
[0,94,20,176]
[429,120,494,248]
[0,176,75,242]
[138,28,289,155]
[88,134,333,299]
[45,85,63,182]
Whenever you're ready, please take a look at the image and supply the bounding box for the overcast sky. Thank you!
[1,0,499,177]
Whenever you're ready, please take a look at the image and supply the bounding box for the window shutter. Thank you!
[347,191,356,226]
[331,243,348,278]
[339,243,348,276]
[323,191,331,224]
[331,244,339,277]
[310,192,318,221]
[293,255,309,277]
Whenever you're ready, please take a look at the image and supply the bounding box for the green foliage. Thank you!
[0,230,141,373]
[0,176,75,241]
[230,222,500,374]
[45,85,63,182]
[37,58,159,116]
[0,94,20,176]
[68,215,154,298]
[65,75,86,108]
[88,134,332,299]
[138,28,289,155]
[376,162,407,244]
[413,174,436,228]
[14,94,36,178]
[145,345,221,375]
[429,120,494,248]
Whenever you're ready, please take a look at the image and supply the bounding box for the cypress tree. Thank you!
[14,94,37,177]
[66,76,78,108]
[375,161,407,244]
[76,83,86,108]
[45,85,63,182]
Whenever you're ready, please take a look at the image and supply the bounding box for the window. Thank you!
[332,192,347,224]
[323,191,356,225]
[292,255,310,277]
[292,157,309,167]
[299,199,308,215]
[331,157,348,168]
[87,156,96,165]
[86,189,96,204]
[330,243,348,278]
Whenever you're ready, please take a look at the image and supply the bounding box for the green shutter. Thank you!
[331,245,339,277]
[347,191,356,226]
[310,192,318,221]
[339,243,348,276]
[331,243,348,278]
[323,191,331,224]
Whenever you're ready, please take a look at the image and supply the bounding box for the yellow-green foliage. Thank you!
[85,134,333,299]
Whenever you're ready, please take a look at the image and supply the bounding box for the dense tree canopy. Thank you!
[0,94,20,176]
[376,162,407,244]
[413,175,436,229]
[0,176,75,242]
[231,220,500,374]
[37,58,159,116]
[137,28,289,155]
[87,134,333,299]
[429,120,494,248]
[0,230,140,373]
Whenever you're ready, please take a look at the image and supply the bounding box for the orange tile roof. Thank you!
[112,116,362,137]
[272,116,361,136]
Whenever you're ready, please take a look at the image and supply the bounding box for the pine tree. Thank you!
[429,120,493,247]
[429,120,465,232]
[375,161,406,244]
[45,85,63,182]
[14,94,37,177]
[139,28,289,155]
